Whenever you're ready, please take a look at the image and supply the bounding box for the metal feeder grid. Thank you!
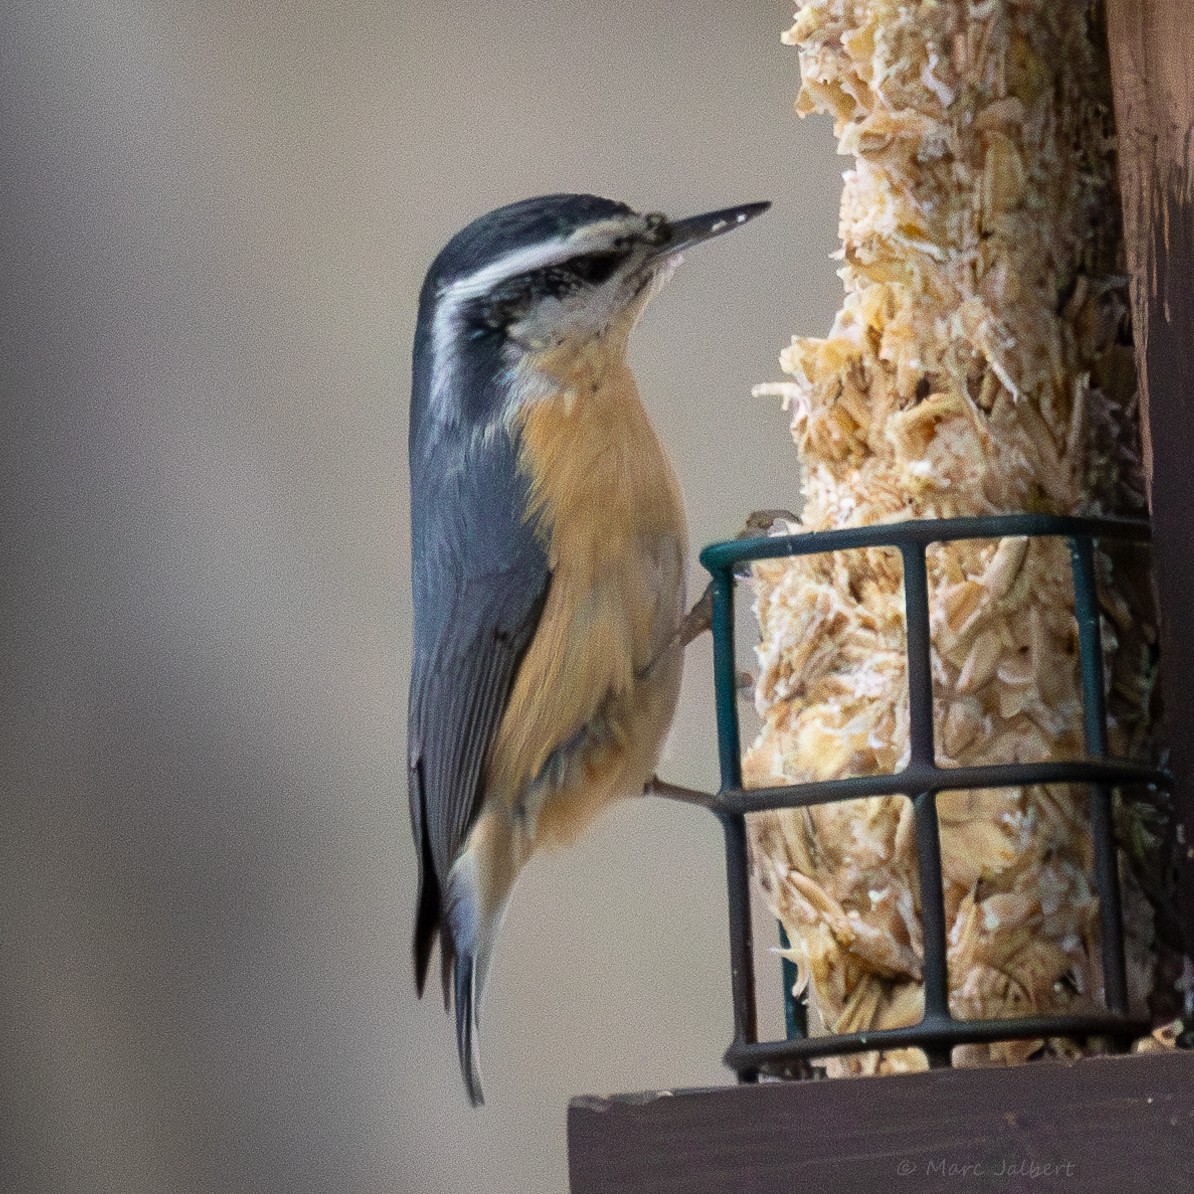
[698,512,1170,1081]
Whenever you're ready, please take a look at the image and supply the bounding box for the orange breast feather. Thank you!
[486,335,687,825]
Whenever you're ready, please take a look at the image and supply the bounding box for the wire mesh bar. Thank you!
[700,513,1153,574]
[709,570,742,790]
[699,514,1169,1081]
[777,923,805,1042]
[708,566,758,1080]
[1071,536,1111,756]
[901,544,936,767]
[724,1011,1150,1074]
[714,758,1162,816]
[901,542,951,1063]
[721,814,758,1082]
[913,789,951,1065]
[1070,534,1130,1019]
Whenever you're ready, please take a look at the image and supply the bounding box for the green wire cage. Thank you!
[697,512,1169,1080]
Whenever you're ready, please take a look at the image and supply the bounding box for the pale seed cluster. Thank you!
[748,0,1157,1075]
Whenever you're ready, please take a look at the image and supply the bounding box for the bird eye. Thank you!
[567,252,620,285]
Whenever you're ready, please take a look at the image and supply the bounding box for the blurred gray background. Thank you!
[2,3,840,1192]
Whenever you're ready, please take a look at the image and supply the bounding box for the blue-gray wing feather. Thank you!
[407,344,550,992]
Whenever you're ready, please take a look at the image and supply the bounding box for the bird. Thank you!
[407,193,770,1104]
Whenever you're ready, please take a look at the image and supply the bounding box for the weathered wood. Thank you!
[1106,0,1194,962]
[568,1050,1194,1193]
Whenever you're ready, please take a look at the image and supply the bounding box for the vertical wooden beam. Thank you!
[1106,0,1194,975]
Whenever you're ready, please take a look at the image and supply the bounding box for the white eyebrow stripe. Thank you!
[442,238,574,303]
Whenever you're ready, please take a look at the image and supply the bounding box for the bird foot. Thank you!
[644,776,717,809]
[674,509,798,649]
[676,583,714,648]
[736,508,797,539]
[733,509,798,578]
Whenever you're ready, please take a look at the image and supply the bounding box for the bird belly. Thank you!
[495,525,687,849]
[530,582,685,849]
[482,349,689,860]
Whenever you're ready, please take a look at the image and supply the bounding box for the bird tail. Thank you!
[413,801,517,1108]
[453,951,484,1106]
[412,835,485,1105]
[444,865,490,1107]
[413,855,487,1105]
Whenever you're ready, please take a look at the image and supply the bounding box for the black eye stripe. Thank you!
[467,251,625,329]
[566,252,620,285]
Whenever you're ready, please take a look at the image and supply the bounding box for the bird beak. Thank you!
[650,201,771,258]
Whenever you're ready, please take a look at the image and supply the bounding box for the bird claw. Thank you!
[736,508,797,539]
[734,509,797,578]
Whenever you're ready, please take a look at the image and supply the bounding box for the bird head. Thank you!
[414,194,770,431]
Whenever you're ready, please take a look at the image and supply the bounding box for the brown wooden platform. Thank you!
[569,1050,1194,1193]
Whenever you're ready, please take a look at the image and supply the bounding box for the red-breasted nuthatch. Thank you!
[407,193,769,1104]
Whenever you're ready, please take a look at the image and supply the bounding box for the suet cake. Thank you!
[748,0,1160,1075]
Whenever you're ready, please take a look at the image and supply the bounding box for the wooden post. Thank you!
[1106,0,1194,969]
